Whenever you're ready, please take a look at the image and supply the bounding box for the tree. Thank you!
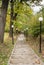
[9,0,14,37]
[0,0,42,42]
[9,0,18,37]
[0,0,9,43]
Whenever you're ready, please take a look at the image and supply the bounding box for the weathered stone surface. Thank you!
[8,34,44,65]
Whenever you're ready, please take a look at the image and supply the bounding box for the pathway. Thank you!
[8,34,44,65]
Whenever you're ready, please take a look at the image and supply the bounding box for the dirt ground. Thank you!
[27,35,44,62]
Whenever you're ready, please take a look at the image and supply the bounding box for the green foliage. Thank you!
[24,28,29,37]
[29,24,40,37]
[5,0,44,38]
[13,2,32,32]
[0,0,2,6]
[5,15,10,32]
[28,13,44,37]
[42,8,44,20]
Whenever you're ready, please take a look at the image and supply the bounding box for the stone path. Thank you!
[8,34,44,65]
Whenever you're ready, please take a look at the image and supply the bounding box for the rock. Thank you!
[35,59,40,64]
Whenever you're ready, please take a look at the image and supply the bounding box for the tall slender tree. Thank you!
[9,0,14,37]
[9,0,18,37]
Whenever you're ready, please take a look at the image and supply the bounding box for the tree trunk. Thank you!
[9,0,14,37]
[0,0,9,43]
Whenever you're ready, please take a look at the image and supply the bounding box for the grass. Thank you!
[0,33,17,65]
[27,35,44,62]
